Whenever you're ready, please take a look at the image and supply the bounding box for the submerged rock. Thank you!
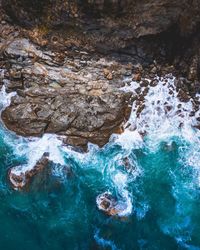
[122,157,137,174]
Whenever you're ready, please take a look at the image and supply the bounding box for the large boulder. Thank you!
[2,88,131,149]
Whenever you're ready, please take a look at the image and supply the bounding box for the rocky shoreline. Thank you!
[1,0,200,151]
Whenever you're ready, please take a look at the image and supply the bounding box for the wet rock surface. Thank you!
[96,192,127,217]
[8,152,50,190]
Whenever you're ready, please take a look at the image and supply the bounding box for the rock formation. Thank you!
[1,0,200,150]
[1,37,132,149]
[8,153,50,190]
[96,191,128,216]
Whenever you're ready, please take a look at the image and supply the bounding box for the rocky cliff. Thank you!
[1,0,200,150]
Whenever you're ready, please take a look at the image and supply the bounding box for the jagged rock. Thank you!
[2,88,132,147]
[96,192,127,216]
[1,37,133,149]
[8,152,50,190]
[122,157,137,174]
[8,153,73,190]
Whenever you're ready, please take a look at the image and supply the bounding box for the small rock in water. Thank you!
[140,80,149,87]
[8,153,50,190]
[122,157,137,174]
[96,192,126,217]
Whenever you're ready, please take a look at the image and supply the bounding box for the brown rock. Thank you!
[103,68,113,80]
[0,37,133,150]
[106,72,113,80]
[8,153,50,190]
[2,88,132,150]
[133,73,141,82]
[96,192,126,217]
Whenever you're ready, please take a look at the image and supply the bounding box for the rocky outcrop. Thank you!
[1,38,132,149]
[2,87,131,148]
[1,0,200,81]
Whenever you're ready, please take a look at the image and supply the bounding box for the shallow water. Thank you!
[0,77,200,250]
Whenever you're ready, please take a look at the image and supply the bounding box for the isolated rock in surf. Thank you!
[8,153,50,190]
[96,192,128,217]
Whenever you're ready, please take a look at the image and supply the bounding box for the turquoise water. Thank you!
[1,77,200,250]
[0,126,200,250]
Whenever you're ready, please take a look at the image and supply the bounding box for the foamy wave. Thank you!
[120,75,200,150]
[112,172,133,216]
[0,85,16,112]
[112,129,143,152]
[12,134,65,175]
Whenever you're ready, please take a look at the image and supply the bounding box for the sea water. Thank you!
[0,76,200,249]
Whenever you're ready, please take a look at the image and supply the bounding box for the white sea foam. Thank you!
[120,75,200,151]
[10,134,65,177]
[0,85,16,111]
[112,172,133,216]
[116,75,200,220]
[112,129,143,151]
